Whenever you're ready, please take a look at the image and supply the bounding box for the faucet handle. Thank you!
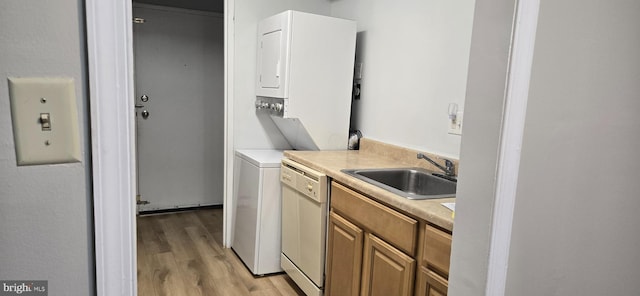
[444,159,455,175]
[444,159,453,167]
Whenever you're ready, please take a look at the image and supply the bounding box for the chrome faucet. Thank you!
[417,153,456,177]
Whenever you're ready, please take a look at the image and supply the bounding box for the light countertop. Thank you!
[284,149,455,232]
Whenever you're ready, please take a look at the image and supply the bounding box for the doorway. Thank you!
[132,4,224,212]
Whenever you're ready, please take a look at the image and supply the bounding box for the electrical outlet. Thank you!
[448,111,463,135]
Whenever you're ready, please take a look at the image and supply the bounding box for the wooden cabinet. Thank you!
[329,182,418,255]
[325,211,364,296]
[325,181,453,296]
[326,182,417,296]
[416,224,452,296]
[361,233,416,296]
[416,267,448,296]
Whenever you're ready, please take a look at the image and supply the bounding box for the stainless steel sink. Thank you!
[341,168,457,200]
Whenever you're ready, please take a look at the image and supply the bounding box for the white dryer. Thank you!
[232,149,284,275]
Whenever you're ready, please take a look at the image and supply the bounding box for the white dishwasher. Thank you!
[280,158,328,296]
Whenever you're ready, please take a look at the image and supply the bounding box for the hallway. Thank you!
[136,208,303,295]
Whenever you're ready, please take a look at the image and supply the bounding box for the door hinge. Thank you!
[133,17,146,24]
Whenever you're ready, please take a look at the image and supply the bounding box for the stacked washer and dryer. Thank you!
[231,10,356,296]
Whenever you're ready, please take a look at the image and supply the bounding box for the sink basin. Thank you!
[341,168,457,200]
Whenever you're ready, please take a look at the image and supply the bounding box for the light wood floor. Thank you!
[137,208,304,296]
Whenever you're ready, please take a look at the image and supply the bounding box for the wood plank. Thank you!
[195,208,224,244]
[159,213,201,262]
[185,225,225,256]
[176,258,219,296]
[222,247,279,293]
[151,252,190,296]
[269,276,305,296]
[137,215,171,254]
[137,208,302,296]
[137,230,156,296]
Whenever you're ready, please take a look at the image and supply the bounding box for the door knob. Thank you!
[141,110,150,119]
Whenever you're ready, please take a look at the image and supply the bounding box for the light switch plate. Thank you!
[8,77,81,166]
[448,111,463,136]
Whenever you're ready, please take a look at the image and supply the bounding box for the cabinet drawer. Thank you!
[331,182,418,256]
[422,224,452,277]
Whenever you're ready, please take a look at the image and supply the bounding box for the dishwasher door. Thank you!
[280,158,328,295]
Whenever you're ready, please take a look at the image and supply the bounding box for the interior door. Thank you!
[133,5,224,211]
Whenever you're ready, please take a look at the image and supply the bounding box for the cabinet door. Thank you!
[416,267,448,296]
[255,11,290,98]
[325,211,364,296]
[257,30,283,90]
[361,233,416,296]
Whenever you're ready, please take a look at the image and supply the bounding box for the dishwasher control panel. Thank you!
[281,158,327,203]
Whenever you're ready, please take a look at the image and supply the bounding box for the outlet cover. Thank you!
[8,77,81,166]
[448,111,463,136]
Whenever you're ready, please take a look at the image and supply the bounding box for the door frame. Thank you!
[85,0,235,294]
[483,0,540,294]
[85,0,533,295]
[85,1,136,295]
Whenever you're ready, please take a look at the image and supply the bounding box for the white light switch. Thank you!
[8,77,81,166]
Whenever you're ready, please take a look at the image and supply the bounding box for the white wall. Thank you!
[450,0,640,295]
[504,0,640,295]
[0,0,94,295]
[231,0,476,157]
[232,0,332,150]
[447,0,517,294]
[330,0,475,158]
